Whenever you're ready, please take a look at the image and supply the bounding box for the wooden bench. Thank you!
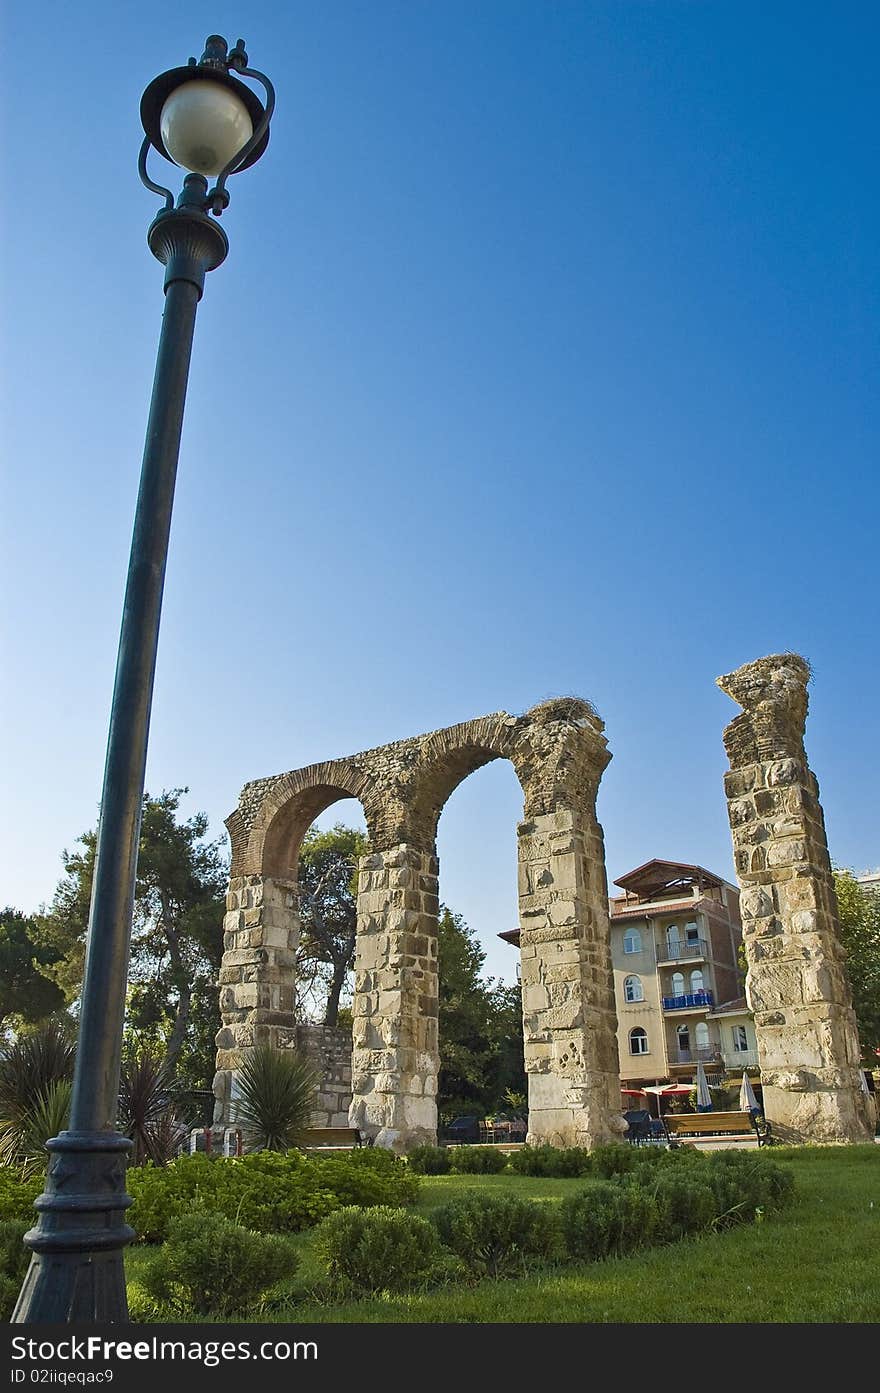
[302,1127,366,1151]
[663,1110,772,1146]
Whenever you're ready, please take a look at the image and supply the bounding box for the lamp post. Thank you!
[12,35,273,1324]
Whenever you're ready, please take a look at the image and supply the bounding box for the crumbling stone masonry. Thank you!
[718,654,873,1143]
[296,1024,352,1128]
[214,698,625,1152]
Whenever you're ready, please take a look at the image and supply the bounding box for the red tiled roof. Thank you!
[609,897,704,921]
[706,996,749,1017]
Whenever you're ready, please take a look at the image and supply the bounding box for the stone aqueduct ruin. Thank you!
[214,657,874,1149]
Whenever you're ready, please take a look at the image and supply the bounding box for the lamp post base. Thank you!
[11,1131,134,1324]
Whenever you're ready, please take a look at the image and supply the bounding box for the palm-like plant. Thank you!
[0,1021,76,1172]
[117,1047,189,1166]
[232,1045,318,1152]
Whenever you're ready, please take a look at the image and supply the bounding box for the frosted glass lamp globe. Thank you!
[160,79,253,176]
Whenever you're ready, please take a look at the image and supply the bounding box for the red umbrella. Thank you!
[621,1088,646,1096]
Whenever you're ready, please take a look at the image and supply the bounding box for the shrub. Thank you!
[432,1192,562,1278]
[126,1147,418,1242]
[406,1145,452,1175]
[646,1172,719,1243]
[0,1220,30,1320]
[508,1145,593,1178]
[0,1168,42,1224]
[561,1180,660,1260]
[127,1152,337,1242]
[705,1151,795,1227]
[137,1212,298,1319]
[590,1143,638,1178]
[315,1206,454,1294]
[309,1150,420,1207]
[448,1146,508,1174]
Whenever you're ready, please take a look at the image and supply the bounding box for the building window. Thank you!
[629,1027,649,1055]
[732,1024,749,1052]
[676,1024,690,1052]
[684,920,700,945]
[690,968,704,993]
[671,972,685,996]
[624,975,644,1003]
[695,1021,710,1049]
[666,924,680,953]
[623,928,642,955]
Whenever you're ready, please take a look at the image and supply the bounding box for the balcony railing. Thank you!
[656,938,709,963]
[725,1049,759,1068]
[661,990,714,1011]
[672,1046,722,1064]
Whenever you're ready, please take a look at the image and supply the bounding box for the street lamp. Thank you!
[13,35,273,1324]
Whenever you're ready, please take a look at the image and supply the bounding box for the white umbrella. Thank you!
[739,1071,759,1112]
[695,1060,713,1111]
[859,1069,871,1096]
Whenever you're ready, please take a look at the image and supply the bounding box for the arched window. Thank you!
[671,972,685,996]
[629,1027,649,1056]
[623,928,642,955]
[690,968,704,993]
[624,975,644,1003]
[695,1021,709,1048]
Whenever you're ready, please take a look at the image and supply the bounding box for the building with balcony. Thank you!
[705,996,760,1070]
[499,858,751,1092]
[610,859,744,1087]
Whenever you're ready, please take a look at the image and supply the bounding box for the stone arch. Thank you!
[215,698,625,1152]
[228,759,375,878]
[214,760,373,1126]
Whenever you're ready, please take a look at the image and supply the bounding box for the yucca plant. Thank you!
[117,1047,189,1166]
[0,1022,76,1172]
[0,1078,73,1176]
[232,1045,318,1152]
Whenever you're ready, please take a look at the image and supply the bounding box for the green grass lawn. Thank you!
[125,1145,880,1324]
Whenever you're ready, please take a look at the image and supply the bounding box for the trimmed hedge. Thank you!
[0,1169,42,1224]
[405,1145,453,1175]
[127,1147,420,1242]
[447,1146,508,1175]
[432,1191,562,1278]
[507,1145,594,1178]
[315,1206,457,1294]
[133,1212,298,1319]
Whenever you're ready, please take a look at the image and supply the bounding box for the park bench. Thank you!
[301,1127,366,1151]
[662,1110,773,1147]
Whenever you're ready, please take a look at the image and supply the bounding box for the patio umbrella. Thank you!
[695,1061,713,1111]
[859,1069,871,1096]
[642,1083,692,1116]
[739,1071,760,1113]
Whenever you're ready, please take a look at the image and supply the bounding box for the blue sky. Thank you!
[2,2,877,983]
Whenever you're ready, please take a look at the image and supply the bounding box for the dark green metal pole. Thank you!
[13,174,227,1323]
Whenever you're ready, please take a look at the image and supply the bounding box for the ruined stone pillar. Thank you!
[718,654,872,1143]
[348,845,440,1151]
[517,803,624,1150]
[212,874,299,1124]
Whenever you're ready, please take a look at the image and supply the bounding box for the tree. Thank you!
[296,824,367,1027]
[833,870,880,1064]
[39,790,227,1084]
[0,908,65,1032]
[437,906,525,1116]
